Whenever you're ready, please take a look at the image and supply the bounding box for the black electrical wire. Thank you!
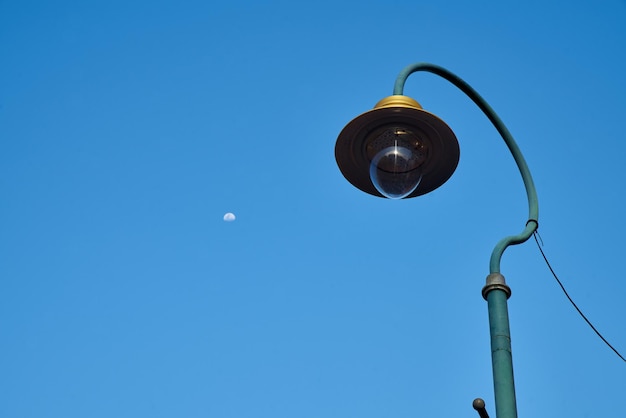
[533,231,626,363]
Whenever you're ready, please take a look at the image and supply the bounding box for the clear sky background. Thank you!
[1,1,625,417]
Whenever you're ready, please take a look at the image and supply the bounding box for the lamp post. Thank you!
[334,63,539,418]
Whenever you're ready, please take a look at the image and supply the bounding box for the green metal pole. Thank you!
[394,63,539,418]
[487,283,517,418]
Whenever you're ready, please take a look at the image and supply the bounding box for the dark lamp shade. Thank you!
[335,96,460,198]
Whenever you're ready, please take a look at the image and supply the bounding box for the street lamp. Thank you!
[334,63,539,418]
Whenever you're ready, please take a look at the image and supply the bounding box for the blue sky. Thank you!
[1,1,625,417]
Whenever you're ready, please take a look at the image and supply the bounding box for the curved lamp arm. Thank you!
[394,63,539,274]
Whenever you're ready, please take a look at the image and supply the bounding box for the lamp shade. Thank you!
[335,95,460,198]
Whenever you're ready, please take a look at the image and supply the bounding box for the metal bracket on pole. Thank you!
[482,273,511,300]
[473,398,490,418]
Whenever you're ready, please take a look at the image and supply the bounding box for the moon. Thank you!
[223,213,236,222]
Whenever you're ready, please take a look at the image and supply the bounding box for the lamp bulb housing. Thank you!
[335,95,460,199]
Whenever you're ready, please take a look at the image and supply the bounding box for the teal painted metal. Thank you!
[393,63,540,418]
[393,63,539,274]
[488,289,517,418]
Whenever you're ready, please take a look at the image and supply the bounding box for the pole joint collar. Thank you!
[482,273,511,300]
